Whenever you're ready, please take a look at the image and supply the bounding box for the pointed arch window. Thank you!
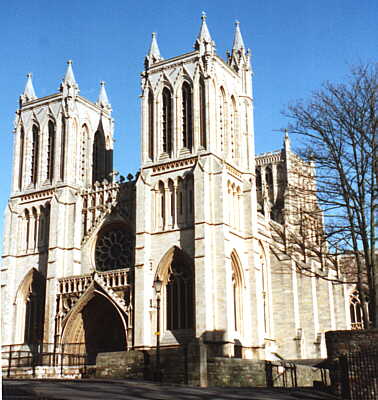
[166,250,194,330]
[265,166,273,186]
[47,121,55,182]
[93,130,106,183]
[219,87,227,153]
[158,181,165,229]
[231,252,243,333]
[15,269,45,344]
[230,96,239,162]
[162,87,172,155]
[24,209,30,252]
[182,82,193,150]
[80,125,89,185]
[18,127,25,190]
[60,116,66,181]
[199,77,207,148]
[31,125,39,185]
[148,90,154,160]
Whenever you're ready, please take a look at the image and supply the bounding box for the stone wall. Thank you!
[325,329,378,360]
[96,346,328,388]
[325,329,378,396]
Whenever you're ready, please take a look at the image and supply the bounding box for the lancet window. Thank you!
[181,82,193,150]
[60,116,66,181]
[199,77,207,148]
[93,129,106,183]
[231,251,243,333]
[47,121,55,182]
[154,175,194,231]
[230,96,238,161]
[18,127,25,190]
[80,125,89,185]
[162,87,172,155]
[31,124,39,185]
[148,90,154,160]
[219,87,227,153]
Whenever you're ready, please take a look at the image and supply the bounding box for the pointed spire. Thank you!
[197,11,212,43]
[149,32,162,61]
[194,12,215,54]
[97,81,111,110]
[64,60,77,85]
[232,20,245,52]
[145,32,163,69]
[22,73,37,102]
[60,60,79,97]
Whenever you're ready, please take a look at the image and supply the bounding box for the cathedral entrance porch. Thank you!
[57,271,131,364]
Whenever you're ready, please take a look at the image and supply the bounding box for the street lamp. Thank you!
[153,277,162,382]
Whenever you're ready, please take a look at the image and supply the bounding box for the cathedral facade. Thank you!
[1,16,351,364]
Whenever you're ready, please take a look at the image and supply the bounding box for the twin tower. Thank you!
[2,15,347,363]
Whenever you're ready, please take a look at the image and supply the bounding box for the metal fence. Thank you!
[265,360,298,388]
[339,348,378,400]
[2,342,87,378]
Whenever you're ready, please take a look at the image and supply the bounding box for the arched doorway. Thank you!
[61,288,127,364]
[82,294,126,363]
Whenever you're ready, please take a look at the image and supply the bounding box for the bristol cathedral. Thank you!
[1,15,352,366]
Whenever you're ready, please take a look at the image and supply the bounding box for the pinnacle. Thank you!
[23,73,37,101]
[148,32,162,61]
[232,20,245,52]
[197,11,212,43]
[63,59,77,86]
[97,81,111,109]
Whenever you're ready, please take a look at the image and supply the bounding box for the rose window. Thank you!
[95,228,133,271]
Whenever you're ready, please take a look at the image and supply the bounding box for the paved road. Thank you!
[3,380,340,400]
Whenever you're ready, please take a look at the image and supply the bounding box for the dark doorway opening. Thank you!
[82,294,126,364]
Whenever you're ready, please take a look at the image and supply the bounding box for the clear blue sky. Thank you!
[1,0,377,250]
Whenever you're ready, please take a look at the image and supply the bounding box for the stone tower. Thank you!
[1,62,114,345]
[134,15,268,357]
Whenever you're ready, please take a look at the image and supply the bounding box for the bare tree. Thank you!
[283,63,378,328]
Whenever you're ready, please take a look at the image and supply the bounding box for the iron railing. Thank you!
[2,342,87,378]
[339,348,378,400]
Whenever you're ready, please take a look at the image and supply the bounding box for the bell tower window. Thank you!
[47,121,55,182]
[199,77,206,149]
[93,130,106,183]
[148,90,154,160]
[162,87,172,155]
[182,82,193,150]
[18,127,25,190]
[31,125,39,185]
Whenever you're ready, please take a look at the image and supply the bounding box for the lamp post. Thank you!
[153,277,162,382]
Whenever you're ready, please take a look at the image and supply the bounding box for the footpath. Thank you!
[2,379,341,400]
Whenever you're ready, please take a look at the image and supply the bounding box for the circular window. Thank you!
[95,228,133,271]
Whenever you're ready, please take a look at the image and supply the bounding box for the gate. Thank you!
[339,348,378,400]
[265,360,298,388]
